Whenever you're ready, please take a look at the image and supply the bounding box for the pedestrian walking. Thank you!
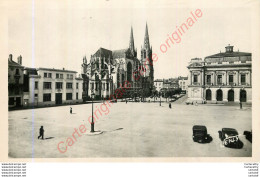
[195,101,198,106]
[70,107,72,114]
[169,102,172,109]
[38,126,44,140]
[126,99,128,104]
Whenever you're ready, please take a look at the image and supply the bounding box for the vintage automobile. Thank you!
[243,130,252,143]
[218,128,240,148]
[192,125,209,143]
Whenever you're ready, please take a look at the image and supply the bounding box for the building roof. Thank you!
[24,67,38,75]
[204,45,251,63]
[112,49,128,58]
[178,76,188,80]
[8,59,23,68]
[205,51,251,58]
[93,48,113,59]
[38,67,77,73]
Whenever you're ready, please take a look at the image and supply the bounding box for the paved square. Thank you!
[9,100,252,158]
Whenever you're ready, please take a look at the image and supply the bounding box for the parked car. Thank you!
[192,125,210,143]
[243,130,252,143]
[218,128,241,148]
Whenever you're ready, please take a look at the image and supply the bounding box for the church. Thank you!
[81,23,154,100]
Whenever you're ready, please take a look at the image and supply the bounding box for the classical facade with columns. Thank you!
[187,45,252,103]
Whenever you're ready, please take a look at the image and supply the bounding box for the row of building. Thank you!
[186,45,252,103]
[8,54,84,108]
[8,24,155,108]
[153,77,188,93]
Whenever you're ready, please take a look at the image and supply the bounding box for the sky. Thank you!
[6,0,253,79]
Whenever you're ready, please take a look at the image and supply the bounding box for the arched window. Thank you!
[228,89,234,102]
[206,89,212,101]
[216,89,223,101]
[127,62,132,82]
[240,90,247,102]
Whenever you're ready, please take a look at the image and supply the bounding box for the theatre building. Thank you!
[187,45,252,104]
[23,67,83,107]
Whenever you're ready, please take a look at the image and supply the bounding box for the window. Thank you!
[43,93,51,102]
[106,83,109,91]
[15,87,19,95]
[67,74,73,79]
[35,81,38,89]
[35,94,38,97]
[76,93,78,100]
[56,82,63,89]
[103,83,105,91]
[217,75,222,85]
[241,74,246,85]
[66,83,73,89]
[60,74,63,79]
[48,73,52,78]
[43,82,52,89]
[206,75,211,84]
[44,73,47,78]
[66,93,72,100]
[229,75,234,84]
[95,83,98,91]
[76,83,78,89]
[91,83,94,90]
[9,98,14,105]
[15,69,19,75]
[193,75,198,83]
[56,74,59,78]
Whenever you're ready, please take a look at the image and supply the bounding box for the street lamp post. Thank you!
[91,91,95,133]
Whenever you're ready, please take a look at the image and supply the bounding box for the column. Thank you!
[201,70,204,86]
[214,71,216,85]
[190,71,192,85]
[226,71,228,85]
[237,71,240,86]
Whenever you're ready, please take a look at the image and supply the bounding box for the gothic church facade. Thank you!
[81,24,154,99]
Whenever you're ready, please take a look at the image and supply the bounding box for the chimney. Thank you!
[8,54,13,61]
[17,55,22,65]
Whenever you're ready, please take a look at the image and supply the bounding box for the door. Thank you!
[228,90,234,102]
[16,97,21,107]
[240,90,247,102]
[55,93,62,105]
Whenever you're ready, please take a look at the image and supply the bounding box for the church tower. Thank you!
[141,23,154,90]
[129,26,137,58]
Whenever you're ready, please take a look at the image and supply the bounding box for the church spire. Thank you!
[129,26,135,55]
[143,22,150,50]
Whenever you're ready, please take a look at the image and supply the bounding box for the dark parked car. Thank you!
[192,125,211,143]
[244,130,252,143]
[218,128,242,148]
